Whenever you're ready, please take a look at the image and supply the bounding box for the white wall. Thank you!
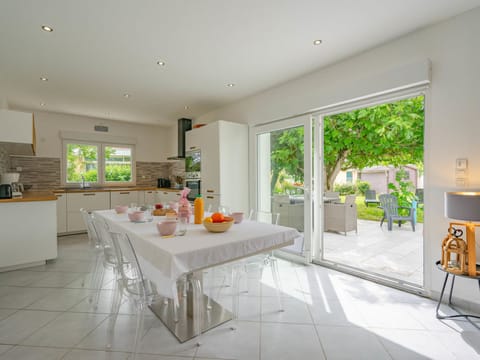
[33,111,172,162]
[198,8,480,304]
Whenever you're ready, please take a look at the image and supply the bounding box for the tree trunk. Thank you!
[325,150,349,190]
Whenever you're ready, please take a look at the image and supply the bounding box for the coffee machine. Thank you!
[0,172,23,198]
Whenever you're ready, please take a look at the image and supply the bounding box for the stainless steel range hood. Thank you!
[167,118,192,160]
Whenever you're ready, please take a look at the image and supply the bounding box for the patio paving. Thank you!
[323,219,423,286]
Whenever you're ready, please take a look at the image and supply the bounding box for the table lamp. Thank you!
[444,191,480,276]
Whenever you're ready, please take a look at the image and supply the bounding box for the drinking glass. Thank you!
[218,205,230,215]
[177,216,188,236]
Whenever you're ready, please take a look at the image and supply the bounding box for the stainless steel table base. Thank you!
[149,294,233,343]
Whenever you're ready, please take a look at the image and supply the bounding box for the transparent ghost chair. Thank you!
[214,210,283,328]
[80,208,117,308]
[107,230,204,353]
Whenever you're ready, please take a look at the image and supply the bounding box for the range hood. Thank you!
[167,118,192,160]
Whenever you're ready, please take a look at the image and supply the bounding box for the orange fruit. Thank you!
[211,212,225,223]
[204,217,213,223]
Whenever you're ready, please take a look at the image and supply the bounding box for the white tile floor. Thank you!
[0,233,479,360]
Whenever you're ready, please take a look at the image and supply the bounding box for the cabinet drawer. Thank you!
[110,191,139,207]
[67,192,110,211]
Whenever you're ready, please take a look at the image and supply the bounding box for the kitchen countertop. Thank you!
[53,186,183,193]
[0,187,185,203]
[0,191,57,203]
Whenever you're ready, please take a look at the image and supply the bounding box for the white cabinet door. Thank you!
[0,109,33,144]
[204,194,221,213]
[157,190,182,204]
[55,193,67,233]
[67,192,110,232]
[110,191,139,208]
[141,190,156,205]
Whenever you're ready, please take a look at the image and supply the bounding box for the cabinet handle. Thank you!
[56,194,63,198]
[120,192,130,194]
[206,189,215,193]
[147,191,153,194]
[83,193,96,196]
[206,196,214,199]
[189,146,197,150]
[175,193,180,197]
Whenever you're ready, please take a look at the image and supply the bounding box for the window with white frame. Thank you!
[63,140,135,186]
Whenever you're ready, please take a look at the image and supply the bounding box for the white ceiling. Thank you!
[1,0,479,127]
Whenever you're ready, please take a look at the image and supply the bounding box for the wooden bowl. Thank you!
[203,217,234,233]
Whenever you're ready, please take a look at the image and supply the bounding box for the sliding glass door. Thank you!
[251,116,313,262]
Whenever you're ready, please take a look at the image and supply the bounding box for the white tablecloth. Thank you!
[94,210,299,301]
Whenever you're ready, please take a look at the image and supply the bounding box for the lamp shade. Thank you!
[445,192,480,221]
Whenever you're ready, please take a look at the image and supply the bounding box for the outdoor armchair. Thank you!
[379,194,416,232]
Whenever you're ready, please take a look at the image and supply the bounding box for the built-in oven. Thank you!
[185,179,201,202]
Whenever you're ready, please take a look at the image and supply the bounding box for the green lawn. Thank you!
[340,195,424,223]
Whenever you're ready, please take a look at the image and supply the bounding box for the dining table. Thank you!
[94,209,300,342]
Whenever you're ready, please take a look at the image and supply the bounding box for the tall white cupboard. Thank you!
[186,120,248,213]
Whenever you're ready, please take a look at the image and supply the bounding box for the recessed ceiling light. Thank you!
[226,83,235,87]
[40,102,46,106]
[40,76,48,81]
[184,105,189,110]
[313,39,322,45]
[156,60,166,66]
[123,93,131,98]
[41,25,53,32]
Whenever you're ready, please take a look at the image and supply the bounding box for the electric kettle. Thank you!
[0,184,12,199]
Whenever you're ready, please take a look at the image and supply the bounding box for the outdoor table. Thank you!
[94,209,299,342]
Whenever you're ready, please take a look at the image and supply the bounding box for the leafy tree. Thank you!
[270,126,304,192]
[268,95,424,192]
[323,95,424,189]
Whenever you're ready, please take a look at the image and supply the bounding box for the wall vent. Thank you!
[94,125,109,132]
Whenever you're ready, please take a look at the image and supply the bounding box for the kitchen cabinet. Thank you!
[0,109,36,155]
[67,192,110,232]
[110,190,139,208]
[0,199,57,271]
[140,190,156,205]
[156,190,182,204]
[186,120,248,213]
[55,192,67,233]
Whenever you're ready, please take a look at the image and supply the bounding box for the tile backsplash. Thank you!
[10,156,61,190]
[7,155,185,189]
[0,145,10,174]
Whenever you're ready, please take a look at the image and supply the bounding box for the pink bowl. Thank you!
[115,205,128,214]
[230,212,244,224]
[128,211,145,222]
[157,220,177,236]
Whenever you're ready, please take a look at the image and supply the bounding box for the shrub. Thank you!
[356,180,370,196]
[334,183,356,195]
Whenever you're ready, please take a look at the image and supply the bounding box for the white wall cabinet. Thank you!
[186,120,248,213]
[110,190,139,208]
[66,192,110,232]
[0,109,36,155]
[55,193,67,233]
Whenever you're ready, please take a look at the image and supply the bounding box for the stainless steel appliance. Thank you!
[185,179,200,202]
